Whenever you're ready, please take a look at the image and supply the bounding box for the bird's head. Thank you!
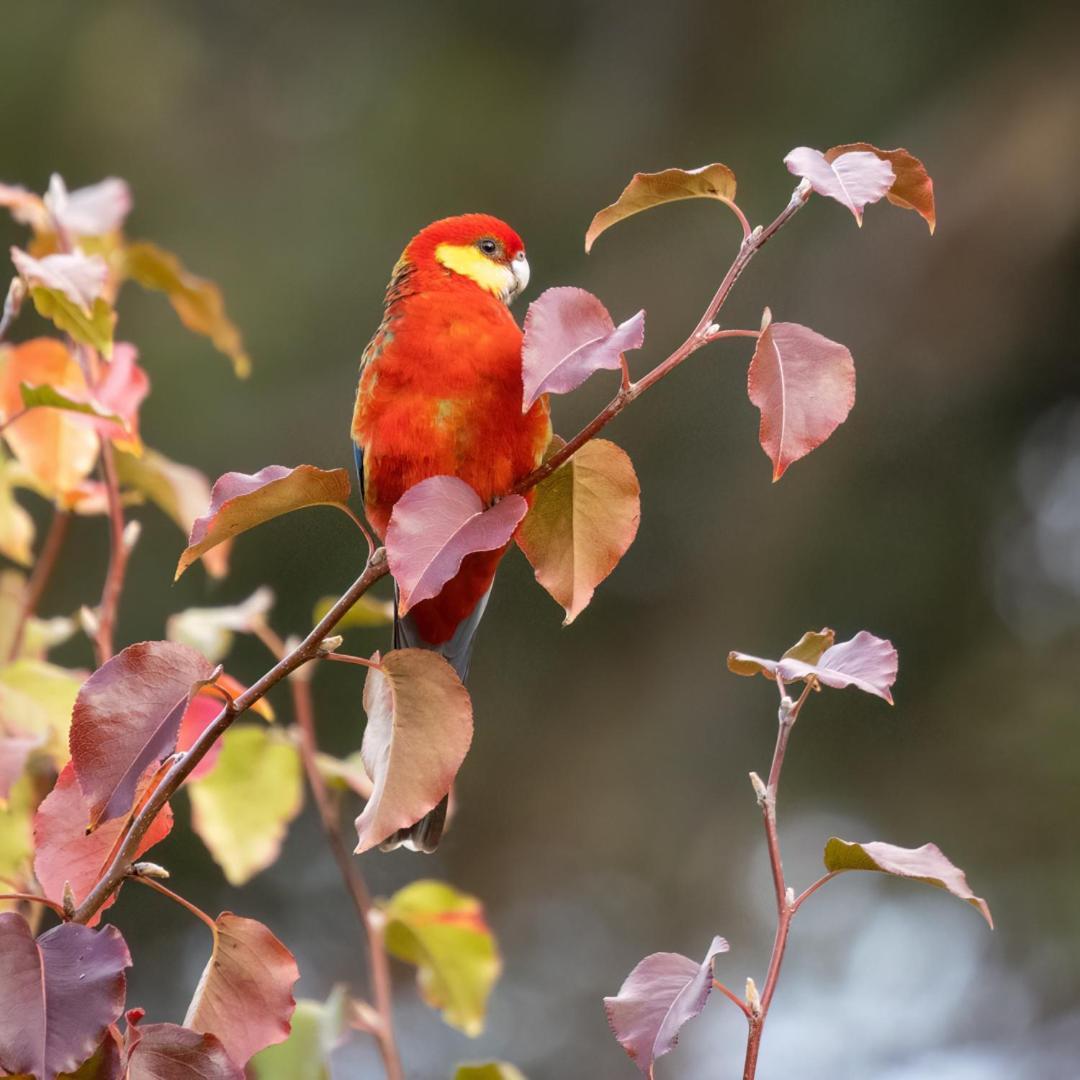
[405,214,530,304]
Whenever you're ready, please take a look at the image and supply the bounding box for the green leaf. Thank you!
[0,659,83,764]
[188,725,303,885]
[0,458,34,567]
[247,988,348,1080]
[381,880,501,1037]
[311,593,393,630]
[0,772,34,884]
[18,382,122,425]
[454,1065,528,1080]
[781,628,835,665]
[29,287,113,356]
[0,570,75,661]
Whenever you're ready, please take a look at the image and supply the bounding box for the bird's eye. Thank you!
[478,238,498,256]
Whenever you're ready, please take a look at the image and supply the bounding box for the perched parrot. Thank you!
[351,214,551,852]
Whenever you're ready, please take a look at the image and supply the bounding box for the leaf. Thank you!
[0,183,49,233]
[311,593,393,629]
[59,1027,123,1079]
[28,289,114,357]
[0,570,77,662]
[777,630,898,703]
[825,144,936,233]
[247,988,347,1080]
[520,287,644,411]
[382,880,501,1037]
[175,465,352,580]
[113,447,229,579]
[184,912,299,1067]
[727,627,836,679]
[385,476,527,615]
[33,762,174,926]
[125,1021,242,1080]
[604,936,729,1075]
[87,343,149,453]
[585,163,738,252]
[824,838,993,927]
[166,587,275,663]
[123,242,250,377]
[453,1066,528,1080]
[69,641,215,828]
[747,320,855,481]
[188,726,302,886]
[18,384,123,425]
[10,248,107,310]
[0,731,41,800]
[0,659,84,764]
[516,438,640,623]
[43,176,132,239]
[783,147,895,226]
[315,750,373,800]
[0,457,34,565]
[0,772,34,884]
[353,650,473,854]
[0,914,130,1080]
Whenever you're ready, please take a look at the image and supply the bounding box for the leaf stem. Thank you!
[0,892,66,917]
[792,871,842,913]
[713,978,753,1019]
[322,651,379,670]
[8,507,70,661]
[131,874,219,935]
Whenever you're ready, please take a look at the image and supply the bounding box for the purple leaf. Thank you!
[521,287,645,411]
[386,476,528,615]
[0,914,130,1080]
[125,1020,242,1079]
[784,147,895,226]
[10,248,107,310]
[777,630,898,703]
[604,935,728,1075]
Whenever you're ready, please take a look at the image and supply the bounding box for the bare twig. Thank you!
[94,436,128,664]
[8,508,71,661]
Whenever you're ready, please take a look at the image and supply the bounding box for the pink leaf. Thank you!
[125,1019,242,1080]
[825,144,936,233]
[10,248,107,310]
[386,476,527,616]
[0,914,130,1080]
[0,732,42,799]
[69,641,216,828]
[747,320,855,481]
[521,287,645,411]
[44,175,133,238]
[777,630,898,703]
[604,936,729,1075]
[354,650,473,854]
[91,343,150,449]
[784,147,895,225]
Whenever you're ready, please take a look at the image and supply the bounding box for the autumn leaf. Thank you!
[382,880,501,1036]
[0,569,76,661]
[28,290,114,356]
[124,1019,242,1080]
[189,726,302,886]
[69,641,215,828]
[43,175,132,239]
[247,988,347,1080]
[175,465,352,580]
[0,914,130,1080]
[353,650,473,854]
[0,771,34,886]
[517,437,640,623]
[585,164,738,251]
[184,912,299,1067]
[453,1066,528,1080]
[0,658,84,765]
[824,838,992,927]
[311,592,393,629]
[825,144,936,233]
[726,627,835,678]
[10,248,107,310]
[783,147,895,226]
[604,936,729,1076]
[746,318,855,481]
[0,456,34,565]
[385,476,527,615]
[175,674,273,783]
[166,587,274,664]
[520,287,644,411]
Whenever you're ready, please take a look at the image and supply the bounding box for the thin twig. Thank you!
[0,892,66,918]
[713,978,753,1019]
[322,651,379,670]
[8,508,70,661]
[94,436,127,665]
[792,871,842,914]
[131,874,219,934]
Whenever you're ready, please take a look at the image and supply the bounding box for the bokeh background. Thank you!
[3,1,1079,1076]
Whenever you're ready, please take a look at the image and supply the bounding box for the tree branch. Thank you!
[94,436,128,664]
[8,507,70,661]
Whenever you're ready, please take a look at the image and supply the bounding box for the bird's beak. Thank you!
[509,251,530,302]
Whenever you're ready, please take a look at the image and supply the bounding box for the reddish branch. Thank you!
[94,437,128,664]
[8,507,70,661]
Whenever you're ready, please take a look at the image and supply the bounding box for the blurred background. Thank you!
[3,1,1079,1076]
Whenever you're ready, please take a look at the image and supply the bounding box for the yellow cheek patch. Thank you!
[435,243,514,298]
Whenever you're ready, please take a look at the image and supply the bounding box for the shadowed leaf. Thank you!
[382,880,501,1037]
[175,465,351,580]
[784,147,895,225]
[315,751,373,800]
[747,319,855,481]
[824,837,993,927]
[386,476,527,616]
[517,438,640,623]
[826,144,936,233]
[585,164,737,251]
[247,988,347,1080]
[777,630,898,703]
[520,287,645,410]
[125,1020,241,1080]
[353,650,473,854]
[604,936,729,1075]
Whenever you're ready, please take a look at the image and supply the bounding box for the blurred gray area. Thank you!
[3,1,1079,1076]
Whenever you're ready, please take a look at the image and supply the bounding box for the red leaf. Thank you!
[385,477,527,616]
[183,913,298,1067]
[124,1020,241,1080]
[175,465,352,580]
[0,914,130,1080]
[33,762,174,927]
[825,144,936,233]
[521,287,645,410]
[783,147,895,226]
[604,936,728,1075]
[69,641,215,828]
[777,630,898,704]
[353,650,473,854]
[747,319,855,481]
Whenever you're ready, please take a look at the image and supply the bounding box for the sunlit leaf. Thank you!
[0,457,34,565]
[123,242,250,377]
[747,319,855,481]
[0,771,34,884]
[385,476,527,615]
[453,1066,528,1080]
[166,587,274,663]
[18,383,122,425]
[777,630,898,703]
[520,287,644,410]
[247,988,348,1080]
[382,880,501,1037]
[0,570,77,662]
[824,837,992,927]
[825,144,936,233]
[175,465,352,580]
[585,164,738,252]
[124,1019,241,1080]
[604,936,729,1076]
[517,437,640,623]
[0,731,40,800]
[189,726,302,886]
[184,912,299,1067]
[353,649,472,854]
[784,147,895,226]
[87,343,150,453]
[727,627,835,678]
[311,593,393,630]
[0,183,49,233]
[10,248,107,310]
[43,175,132,239]
[0,914,130,1080]
[29,290,114,357]
[0,659,84,764]
[69,641,215,828]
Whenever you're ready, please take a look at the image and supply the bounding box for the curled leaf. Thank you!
[784,146,895,225]
[777,630,898,703]
[825,144,935,233]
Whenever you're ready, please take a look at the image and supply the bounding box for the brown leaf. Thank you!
[825,144,936,233]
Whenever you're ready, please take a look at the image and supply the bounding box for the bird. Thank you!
[351,214,552,852]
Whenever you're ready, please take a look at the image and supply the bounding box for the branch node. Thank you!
[62,881,76,919]
[749,771,767,806]
[318,634,344,657]
[130,861,170,880]
[745,976,762,1017]
[122,519,142,555]
[785,886,795,910]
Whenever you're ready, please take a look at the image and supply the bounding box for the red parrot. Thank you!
[351,214,551,851]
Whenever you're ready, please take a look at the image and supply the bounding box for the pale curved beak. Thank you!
[510,250,530,301]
